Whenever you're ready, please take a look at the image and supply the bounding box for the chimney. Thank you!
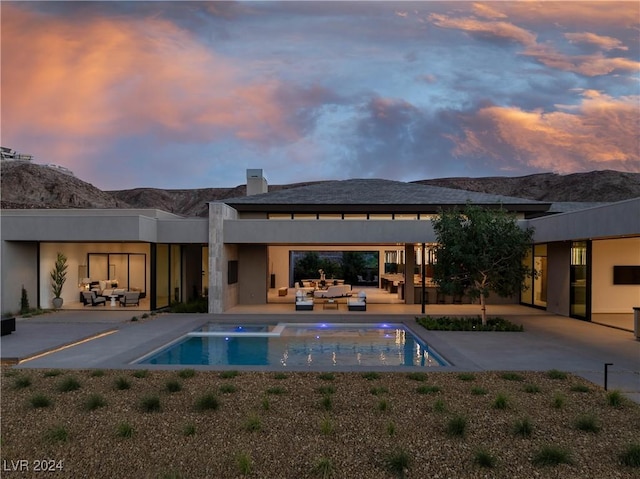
[246,169,268,196]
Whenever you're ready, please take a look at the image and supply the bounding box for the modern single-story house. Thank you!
[1,170,638,324]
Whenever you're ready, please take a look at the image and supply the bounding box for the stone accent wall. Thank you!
[208,203,239,313]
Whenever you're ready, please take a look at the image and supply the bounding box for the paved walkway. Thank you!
[2,306,638,402]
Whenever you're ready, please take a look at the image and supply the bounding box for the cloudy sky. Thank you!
[3,1,639,190]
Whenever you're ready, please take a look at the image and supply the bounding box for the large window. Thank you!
[87,253,146,296]
[521,247,534,305]
[570,241,588,319]
[290,250,379,286]
[155,244,170,309]
[533,244,547,308]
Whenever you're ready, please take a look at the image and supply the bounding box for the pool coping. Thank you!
[3,311,638,403]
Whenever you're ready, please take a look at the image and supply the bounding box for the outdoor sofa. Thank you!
[295,290,314,311]
[347,291,367,311]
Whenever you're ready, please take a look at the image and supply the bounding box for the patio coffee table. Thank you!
[323,299,339,310]
[109,295,118,307]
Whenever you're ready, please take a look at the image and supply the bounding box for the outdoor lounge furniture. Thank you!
[82,291,106,307]
[347,291,367,311]
[295,282,316,295]
[313,284,352,299]
[119,291,140,307]
[295,290,314,311]
[1,316,16,336]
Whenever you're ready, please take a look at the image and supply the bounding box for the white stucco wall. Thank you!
[591,237,640,314]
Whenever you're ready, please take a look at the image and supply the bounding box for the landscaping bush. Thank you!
[473,449,497,468]
[165,380,182,393]
[266,386,286,395]
[29,394,52,409]
[236,452,253,475]
[416,385,441,394]
[195,393,219,411]
[416,315,524,331]
[606,390,625,408]
[513,417,533,437]
[116,422,134,438]
[114,377,131,390]
[574,414,600,433]
[370,386,388,396]
[406,372,427,381]
[178,369,196,379]
[140,395,161,413]
[43,425,69,444]
[619,443,640,468]
[532,445,572,466]
[219,383,237,394]
[243,414,262,432]
[384,448,411,478]
[83,393,107,411]
[13,376,31,389]
[312,457,335,479]
[547,369,567,380]
[57,376,81,392]
[446,415,467,437]
[492,393,509,409]
[169,298,208,313]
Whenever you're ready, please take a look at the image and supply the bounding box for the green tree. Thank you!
[293,252,322,283]
[432,205,534,324]
[341,252,367,285]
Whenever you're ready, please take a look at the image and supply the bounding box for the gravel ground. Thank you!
[2,368,639,479]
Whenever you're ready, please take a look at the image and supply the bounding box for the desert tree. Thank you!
[432,204,534,324]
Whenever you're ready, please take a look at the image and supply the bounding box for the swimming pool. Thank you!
[134,322,448,368]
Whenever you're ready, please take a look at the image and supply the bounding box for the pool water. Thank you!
[135,323,448,368]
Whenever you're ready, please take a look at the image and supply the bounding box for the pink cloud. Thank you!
[429,9,639,78]
[565,32,628,51]
[2,5,301,167]
[429,13,537,46]
[451,91,639,173]
[471,3,508,20]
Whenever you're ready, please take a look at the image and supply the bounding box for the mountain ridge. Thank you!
[1,161,638,217]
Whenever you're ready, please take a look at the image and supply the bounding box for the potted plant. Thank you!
[50,252,68,309]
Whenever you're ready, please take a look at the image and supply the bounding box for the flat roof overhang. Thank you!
[226,203,551,214]
[1,211,208,243]
[224,218,443,244]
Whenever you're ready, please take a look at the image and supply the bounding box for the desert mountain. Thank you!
[1,160,638,217]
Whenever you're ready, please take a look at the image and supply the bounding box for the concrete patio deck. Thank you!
[2,305,638,403]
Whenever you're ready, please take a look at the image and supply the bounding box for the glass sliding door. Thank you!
[533,244,547,308]
[155,244,170,309]
[171,245,181,302]
[570,241,589,319]
[129,254,146,297]
[521,246,534,305]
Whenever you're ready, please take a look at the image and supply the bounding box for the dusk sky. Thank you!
[3,1,639,191]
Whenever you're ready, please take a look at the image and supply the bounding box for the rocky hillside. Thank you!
[0,161,129,209]
[414,170,640,203]
[2,160,638,216]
